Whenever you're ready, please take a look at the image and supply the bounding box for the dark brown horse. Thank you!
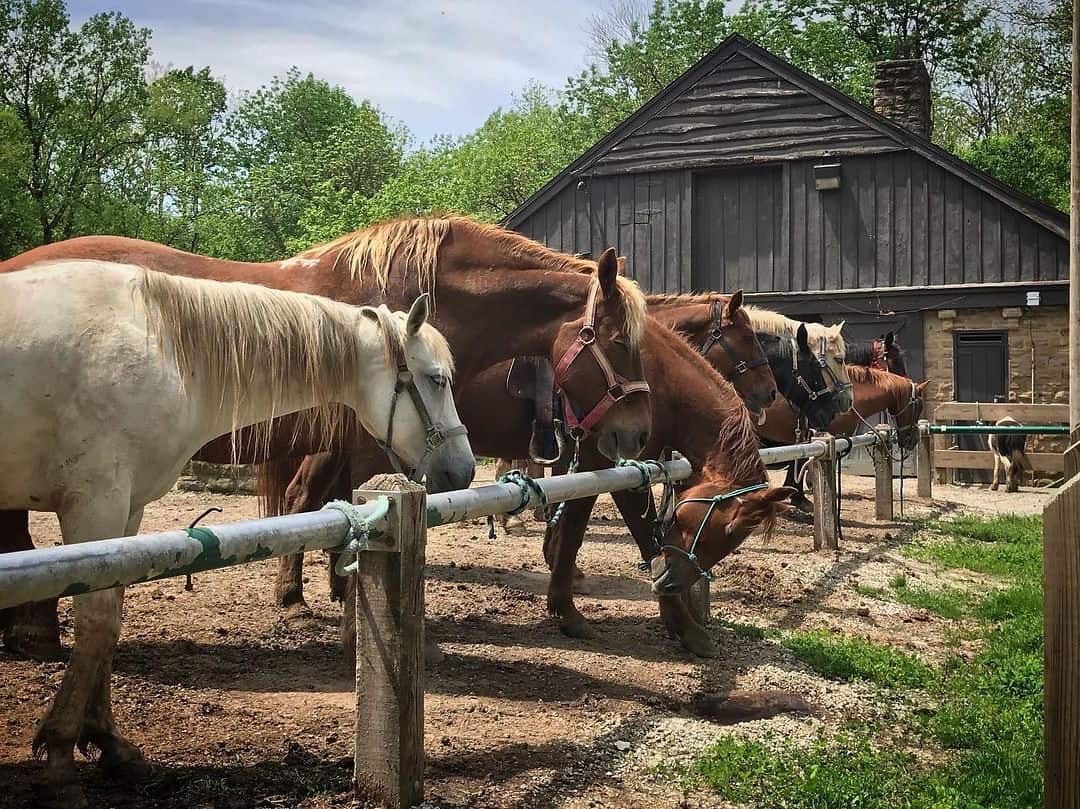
[0,218,654,662]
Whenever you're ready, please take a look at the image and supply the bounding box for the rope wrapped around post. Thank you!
[324,497,391,575]
[487,470,549,539]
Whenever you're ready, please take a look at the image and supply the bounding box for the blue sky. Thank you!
[68,0,613,142]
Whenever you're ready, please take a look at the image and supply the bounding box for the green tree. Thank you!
[0,0,151,243]
[212,68,405,259]
[0,106,34,257]
[567,0,874,136]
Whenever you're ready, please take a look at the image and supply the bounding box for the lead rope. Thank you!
[546,433,582,530]
[487,469,549,540]
[324,497,390,575]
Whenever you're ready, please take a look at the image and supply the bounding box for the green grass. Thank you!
[688,513,1045,809]
[718,619,772,641]
[855,576,970,620]
[782,630,933,689]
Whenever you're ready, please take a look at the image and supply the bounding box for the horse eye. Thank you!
[430,373,449,388]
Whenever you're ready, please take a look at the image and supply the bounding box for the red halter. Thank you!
[870,339,888,371]
[553,277,651,438]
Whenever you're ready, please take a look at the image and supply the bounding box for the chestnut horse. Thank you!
[0,217,653,658]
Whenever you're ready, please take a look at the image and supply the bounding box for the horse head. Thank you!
[552,248,652,461]
[700,290,777,417]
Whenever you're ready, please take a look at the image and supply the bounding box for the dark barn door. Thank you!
[953,332,1008,483]
[692,166,783,293]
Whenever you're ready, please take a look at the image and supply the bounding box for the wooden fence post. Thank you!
[811,434,839,551]
[916,419,933,498]
[1044,472,1080,809]
[873,424,894,521]
[353,474,426,809]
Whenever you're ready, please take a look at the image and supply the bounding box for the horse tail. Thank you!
[256,455,305,518]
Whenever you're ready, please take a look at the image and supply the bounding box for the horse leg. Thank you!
[609,489,720,658]
[79,507,148,779]
[657,594,720,659]
[546,495,598,639]
[36,495,134,809]
[786,460,812,512]
[0,509,63,660]
[274,452,347,618]
[990,453,1001,491]
[1006,453,1021,492]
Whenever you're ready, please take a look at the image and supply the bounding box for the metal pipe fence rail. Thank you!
[915,419,1070,497]
[0,430,902,808]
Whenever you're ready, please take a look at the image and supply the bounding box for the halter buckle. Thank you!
[608,382,627,399]
[578,325,596,345]
[735,360,748,374]
[425,425,446,449]
[397,369,413,385]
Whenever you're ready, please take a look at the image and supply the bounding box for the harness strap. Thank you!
[700,300,769,375]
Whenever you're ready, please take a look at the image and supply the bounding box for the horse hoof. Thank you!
[559,615,597,640]
[989,484,999,491]
[40,780,88,809]
[3,630,65,662]
[282,602,316,629]
[99,749,150,781]
[680,626,720,658]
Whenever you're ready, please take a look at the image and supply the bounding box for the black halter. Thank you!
[700,300,770,377]
[782,337,835,406]
[376,341,468,484]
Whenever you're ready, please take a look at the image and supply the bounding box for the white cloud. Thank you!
[78,0,610,140]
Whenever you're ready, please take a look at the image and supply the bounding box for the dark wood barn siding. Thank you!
[593,54,899,176]
[515,171,692,294]
[690,153,1069,293]
[515,152,1067,294]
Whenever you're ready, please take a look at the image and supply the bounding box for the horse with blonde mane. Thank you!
[742,306,853,413]
[0,217,653,656]
[0,260,473,809]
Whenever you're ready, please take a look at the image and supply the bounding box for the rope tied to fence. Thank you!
[487,469,549,539]
[323,498,388,575]
[547,434,582,530]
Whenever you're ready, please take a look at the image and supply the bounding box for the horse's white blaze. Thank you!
[0,259,473,791]
[278,256,320,270]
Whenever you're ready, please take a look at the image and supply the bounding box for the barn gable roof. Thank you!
[505,35,1068,240]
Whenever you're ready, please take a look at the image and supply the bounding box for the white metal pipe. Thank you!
[426,457,692,526]
[757,431,879,465]
[0,507,389,610]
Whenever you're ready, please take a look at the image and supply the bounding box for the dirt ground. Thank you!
[0,467,1053,809]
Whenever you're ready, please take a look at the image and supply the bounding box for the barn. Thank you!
[504,35,1070,433]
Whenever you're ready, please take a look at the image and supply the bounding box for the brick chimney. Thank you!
[873,59,932,139]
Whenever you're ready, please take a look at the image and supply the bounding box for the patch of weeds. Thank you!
[717,619,772,641]
[854,583,886,599]
[906,515,1042,579]
[686,730,952,809]
[782,630,932,689]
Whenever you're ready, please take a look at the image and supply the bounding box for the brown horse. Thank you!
[759,365,928,510]
[0,217,653,660]
[271,288,777,610]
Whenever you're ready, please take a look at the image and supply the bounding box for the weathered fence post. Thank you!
[1044,472,1080,809]
[873,424,894,521]
[352,474,426,809]
[916,419,932,498]
[811,434,838,551]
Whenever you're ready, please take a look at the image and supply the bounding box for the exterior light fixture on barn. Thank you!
[504,35,1071,464]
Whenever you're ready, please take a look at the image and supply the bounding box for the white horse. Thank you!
[0,260,474,808]
[743,306,853,412]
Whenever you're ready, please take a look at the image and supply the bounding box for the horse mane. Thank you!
[844,339,880,368]
[845,364,893,385]
[138,268,451,460]
[743,305,847,357]
[645,291,726,307]
[301,214,647,349]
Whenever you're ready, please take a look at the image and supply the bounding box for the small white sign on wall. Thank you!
[1026,290,1041,307]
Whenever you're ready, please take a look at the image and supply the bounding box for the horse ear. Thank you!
[726,290,744,317]
[406,293,430,336]
[916,380,929,395]
[761,486,798,504]
[597,248,619,298]
[833,320,846,333]
[884,331,895,349]
[796,323,810,351]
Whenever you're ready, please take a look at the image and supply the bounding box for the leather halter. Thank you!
[784,337,835,404]
[376,338,468,483]
[816,334,852,395]
[553,277,650,439]
[870,338,888,371]
[699,300,769,376]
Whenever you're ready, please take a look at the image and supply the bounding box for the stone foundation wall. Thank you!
[922,304,1068,453]
[176,460,257,495]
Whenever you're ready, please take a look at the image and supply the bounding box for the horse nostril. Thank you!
[768,389,777,403]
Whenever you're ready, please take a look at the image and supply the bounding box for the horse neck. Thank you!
[852,372,903,417]
[648,300,717,343]
[430,270,599,380]
[643,325,759,487]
